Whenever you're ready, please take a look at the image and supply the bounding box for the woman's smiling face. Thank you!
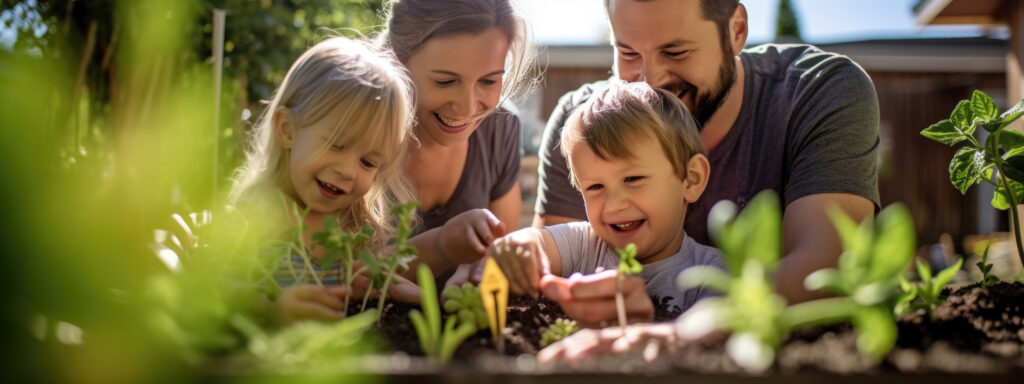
[404,27,509,147]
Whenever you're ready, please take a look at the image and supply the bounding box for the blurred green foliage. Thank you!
[0,0,387,382]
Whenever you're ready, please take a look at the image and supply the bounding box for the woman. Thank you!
[379,0,540,278]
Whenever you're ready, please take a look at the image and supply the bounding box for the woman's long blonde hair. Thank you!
[230,37,417,246]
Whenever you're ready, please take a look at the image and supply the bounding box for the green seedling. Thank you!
[311,215,373,311]
[895,258,964,320]
[680,191,915,372]
[231,309,378,371]
[539,318,580,347]
[801,203,916,362]
[360,202,419,319]
[975,244,1000,288]
[408,263,478,362]
[921,90,1024,270]
[614,243,643,328]
[442,283,489,330]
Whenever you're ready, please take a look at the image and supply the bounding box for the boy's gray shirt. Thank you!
[547,222,725,313]
[535,44,881,246]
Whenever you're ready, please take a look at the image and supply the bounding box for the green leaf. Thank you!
[999,98,1024,124]
[852,306,897,362]
[867,204,915,282]
[992,178,1024,210]
[738,191,782,268]
[916,260,932,284]
[932,257,964,293]
[949,147,988,194]
[677,265,733,293]
[1003,155,1024,184]
[803,269,841,293]
[950,100,973,132]
[921,120,968,146]
[999,130,1024,159]
[970,90,999,122]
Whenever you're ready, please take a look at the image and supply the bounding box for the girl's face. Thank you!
[405,27,509,147]
[279,108,386,215]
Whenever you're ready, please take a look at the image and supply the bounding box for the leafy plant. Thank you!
[802,204,916,361]
[310,215,373,311]
[895,258,964,320]
[679,191,915,372]
[408,263,478,362]
[442,283,489,330]
[539,319,580,347]
[367,201,419,319]
[614,243,643,328]
[230,310,379,372]
[975,244,1000,288]
[921,90,1024,270]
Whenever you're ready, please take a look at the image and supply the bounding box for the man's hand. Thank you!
[539,270,654,328]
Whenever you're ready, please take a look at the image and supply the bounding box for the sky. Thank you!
[516,0,1006,46]
[1,0,1006,49]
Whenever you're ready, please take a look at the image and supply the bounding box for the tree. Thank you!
[775,0,802,42]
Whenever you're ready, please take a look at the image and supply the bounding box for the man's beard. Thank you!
[662,54,736,128]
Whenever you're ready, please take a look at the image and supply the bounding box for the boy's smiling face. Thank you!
[569,134,693,265]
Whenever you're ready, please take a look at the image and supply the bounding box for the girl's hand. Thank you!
[487,231,549,298]
[437,209,506,265]
[348,267,422,305]
[275,284,348,326]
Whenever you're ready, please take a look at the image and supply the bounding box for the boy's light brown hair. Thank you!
[560,81,706,189]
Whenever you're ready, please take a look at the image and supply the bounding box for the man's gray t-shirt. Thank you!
[547,222,725,313]
[535,44,881,245]
[416,111,522,233]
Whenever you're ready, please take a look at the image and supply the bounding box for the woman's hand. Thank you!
[437,208,506,265]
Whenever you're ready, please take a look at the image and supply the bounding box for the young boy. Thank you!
[489,81,723,315]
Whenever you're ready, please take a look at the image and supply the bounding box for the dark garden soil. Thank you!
[346,282,1024,381]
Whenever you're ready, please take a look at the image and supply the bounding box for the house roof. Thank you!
[915,0,1007,26]
[543,37,1006,73]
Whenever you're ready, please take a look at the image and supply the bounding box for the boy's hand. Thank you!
[275,284,347,326]
[540,270,654,327]
[437,209,506,265]
[487,231,549,298]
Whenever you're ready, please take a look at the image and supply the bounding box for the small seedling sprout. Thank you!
[613,243,642,328]
[539,319,580,347]
[408,263,478,362]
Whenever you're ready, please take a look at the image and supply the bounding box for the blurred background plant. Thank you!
[0,0,385,382]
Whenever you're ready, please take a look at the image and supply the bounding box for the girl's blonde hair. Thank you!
[561,81,706,189]
[376,0,541,107]
[230,37,416,246]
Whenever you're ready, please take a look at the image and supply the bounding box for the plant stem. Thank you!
[997,166,1024,269]
[375,266,397,322]
[780,297,858,330]
[615,272,627,328]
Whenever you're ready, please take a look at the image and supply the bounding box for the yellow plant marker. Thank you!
[479,257,508,354]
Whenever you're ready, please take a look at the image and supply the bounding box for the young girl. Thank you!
[377,0,541,283]
[230,37,486,325]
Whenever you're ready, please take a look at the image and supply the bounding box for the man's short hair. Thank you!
[605,0,739,50]
[560,81,706,189]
